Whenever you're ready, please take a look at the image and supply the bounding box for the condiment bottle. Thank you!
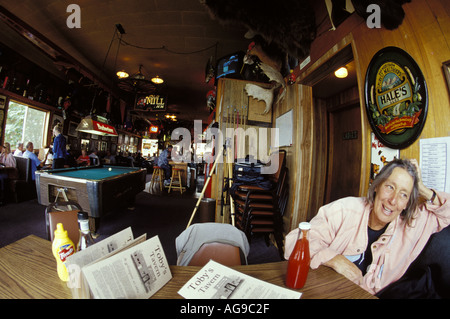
[286,222,311,289]
[77,212,95,251]
[52,223,75,281]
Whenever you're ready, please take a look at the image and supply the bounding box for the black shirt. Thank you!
[354,224,388,275]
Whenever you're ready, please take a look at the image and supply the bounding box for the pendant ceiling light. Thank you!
[151,75,164,84]
[117,64,156,94]
[76,115,118,136]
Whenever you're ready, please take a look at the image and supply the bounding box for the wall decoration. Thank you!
[0,94,6,109]
[275,109,293,147]
[68,121,78,137]
[364,46,428,149]
[51,114,64,132]
[370,133,399,184]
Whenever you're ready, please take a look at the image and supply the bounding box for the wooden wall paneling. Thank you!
[285,0,449,232]
[288,84,314,231]
[213,78,280,224]
[350,0,450,165]
[277,85,297,233]
[308,97,328,221]
[403,0,450,139]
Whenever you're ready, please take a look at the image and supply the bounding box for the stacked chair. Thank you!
[232,150,288,259]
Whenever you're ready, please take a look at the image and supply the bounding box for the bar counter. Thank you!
[0,235,376,299]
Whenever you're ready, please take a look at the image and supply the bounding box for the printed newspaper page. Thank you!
[66,227,135,269]
[178,260,301,299]
[66,227,138,298]
[82,235,172,299]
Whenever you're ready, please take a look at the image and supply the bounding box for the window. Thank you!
[4,100,49,150]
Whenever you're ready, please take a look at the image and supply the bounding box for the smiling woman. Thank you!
[284,158,450,295]
[368,159,419,229]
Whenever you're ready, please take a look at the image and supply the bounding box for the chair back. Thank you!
[266,150,286,183]
[14,156,32,182]
[48,210,80,244]
[188,242,241,266]
[175,223,250,266]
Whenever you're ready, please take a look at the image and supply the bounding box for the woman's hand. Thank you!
[324,255,364,285]
[410,159,437,203]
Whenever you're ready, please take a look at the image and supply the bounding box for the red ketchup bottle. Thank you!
[286,222,311,289]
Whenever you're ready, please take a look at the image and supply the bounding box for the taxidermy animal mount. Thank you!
[200,0,317,60]
[244,46,286,114]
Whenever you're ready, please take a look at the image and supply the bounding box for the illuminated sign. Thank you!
[135,94,167,111]
[150,125,159,133]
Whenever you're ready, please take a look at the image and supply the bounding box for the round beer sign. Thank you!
[365,47,428,149]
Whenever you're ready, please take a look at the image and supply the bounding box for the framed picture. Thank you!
[68,121,78,137]
[51,114,64,132]
[0,94,6,109]
[81,139,90,151]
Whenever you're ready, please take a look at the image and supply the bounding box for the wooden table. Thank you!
[0,235,376,299]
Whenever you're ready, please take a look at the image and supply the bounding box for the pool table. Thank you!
[35,166,146,233]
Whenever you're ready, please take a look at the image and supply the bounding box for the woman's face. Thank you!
[370,167,414,230]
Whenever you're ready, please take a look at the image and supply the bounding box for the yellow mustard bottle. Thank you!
[52,223,75,281]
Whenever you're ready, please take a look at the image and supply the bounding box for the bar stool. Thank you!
[168,168,185,194]
[151,166,164,191]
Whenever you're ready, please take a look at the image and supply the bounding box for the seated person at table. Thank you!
[77,150,90,166]
[89,148,99,166]
[284,158,450,295]
[103,150,116,164]
[13,142,24,156]
[42,145,53,169]
[0,143,16,168]
[0,143,17,205]
[158,145,173,186]
[22,142,45,180]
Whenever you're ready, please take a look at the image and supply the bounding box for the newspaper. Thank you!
[66,227,172,299]
[178,260,301,299]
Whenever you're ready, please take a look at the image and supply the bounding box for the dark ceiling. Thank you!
[0,0,363,128]
[0,0,252,124]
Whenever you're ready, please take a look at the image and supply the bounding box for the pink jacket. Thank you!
[284,192,450,295]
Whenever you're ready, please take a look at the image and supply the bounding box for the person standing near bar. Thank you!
[158,144,173,186]
[52,124,66,169]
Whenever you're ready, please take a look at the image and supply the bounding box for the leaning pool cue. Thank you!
[186,141,223,229]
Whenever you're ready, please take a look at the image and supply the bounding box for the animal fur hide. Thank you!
[200,0,316,60]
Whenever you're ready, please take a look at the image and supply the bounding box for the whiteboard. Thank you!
[275,110,293,147]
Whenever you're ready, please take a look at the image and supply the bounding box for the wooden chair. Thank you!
[188,242,242,266]
[45,200,83,244]
[175,223,250,266]
[150,166,164,191]
[168,168,185,194]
